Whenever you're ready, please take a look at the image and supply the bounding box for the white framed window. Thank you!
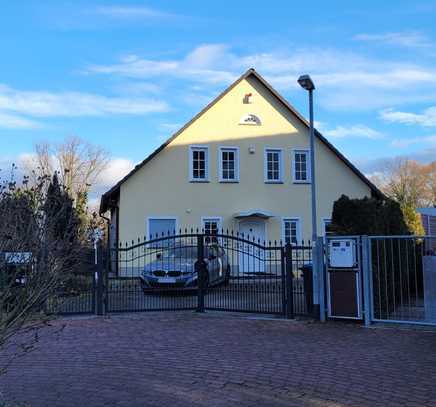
[282,218,301,245]
[147,217,178,238]
[147,217,178,247]
[189,146,209,182]
[201,217,222,243]
[219,147,239,182]
[292,149,311,183]
[264,148,283,183]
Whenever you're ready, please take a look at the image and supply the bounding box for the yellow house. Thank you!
[100,69,380,253]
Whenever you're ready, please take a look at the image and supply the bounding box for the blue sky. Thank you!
[1,0,436,192]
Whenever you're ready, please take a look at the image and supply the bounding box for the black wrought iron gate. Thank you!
[100,231,313,318]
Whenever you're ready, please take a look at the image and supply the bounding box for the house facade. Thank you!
[100,69,380,252]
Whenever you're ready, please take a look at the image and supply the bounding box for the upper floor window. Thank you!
[264,148,283,183]
[219,147,239,182]
[189,146,209,182]
[282,218,301,245]
[293,149,311,183]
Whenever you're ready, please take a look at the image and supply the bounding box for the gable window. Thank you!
[202,217,222,243]
[219,147,239,182]
[282,218,301,245]
[264,148,283,183]
[189,146,209,182]
[293,149,311,183]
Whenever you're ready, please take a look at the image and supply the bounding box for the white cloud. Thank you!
[0,84,169,119]
[391,135,436,148]
[380,107,436,126]
[0,112,41,129]
[159,123,182,132]
[93,5,179,20]
[85,44,436,111]
[353,31,432,48]
[96,157,134,188]
[356,146,436,174]
[323,125,384,140]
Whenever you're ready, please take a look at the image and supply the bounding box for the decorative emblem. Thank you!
[239,114,261,126]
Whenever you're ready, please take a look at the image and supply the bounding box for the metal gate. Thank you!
[103,231,314,318]
[366,235,436,326]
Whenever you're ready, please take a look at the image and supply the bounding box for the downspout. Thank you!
[100,212,111,273]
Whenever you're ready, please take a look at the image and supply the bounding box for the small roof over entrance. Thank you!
[233,209,275,219]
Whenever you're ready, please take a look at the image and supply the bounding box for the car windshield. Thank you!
[160,246,197,260]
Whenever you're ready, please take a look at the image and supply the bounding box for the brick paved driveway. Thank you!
[1,312,436,407]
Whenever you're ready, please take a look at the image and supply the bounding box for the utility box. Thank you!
[328,239,357,268]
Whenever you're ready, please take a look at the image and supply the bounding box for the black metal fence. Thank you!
[104,230,314,318]
[46,247,96,315]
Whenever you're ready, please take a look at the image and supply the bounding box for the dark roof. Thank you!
[100,68,382,213]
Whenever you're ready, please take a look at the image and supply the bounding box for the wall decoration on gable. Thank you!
[239,114,261,126]
[243,93,253,104]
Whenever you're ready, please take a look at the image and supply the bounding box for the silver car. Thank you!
[141,244,230,289]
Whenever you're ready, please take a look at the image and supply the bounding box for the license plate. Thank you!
[158,277,176,283]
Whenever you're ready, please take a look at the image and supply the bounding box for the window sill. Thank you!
[189,179,210,183]
[293,181,311,185]
[219,179,239,183]
[264,180,284,184]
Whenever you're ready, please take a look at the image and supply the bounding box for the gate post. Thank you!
[361,236,372,327]
[196,235,206,313]
[95,242,104,316]
[284,243,294,319]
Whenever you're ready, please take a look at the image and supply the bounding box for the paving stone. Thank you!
[0,312,436,406]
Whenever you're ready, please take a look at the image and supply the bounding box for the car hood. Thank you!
[143,259,196,274]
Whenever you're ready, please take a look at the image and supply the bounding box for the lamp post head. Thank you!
[297,74,315,91]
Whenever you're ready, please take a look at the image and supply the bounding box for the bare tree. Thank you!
[0,169,82,374]
[424,162,436,207]
[370,158,435,234]
[25,136,109,205]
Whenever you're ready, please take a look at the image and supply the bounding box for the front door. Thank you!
[238,219,266,273]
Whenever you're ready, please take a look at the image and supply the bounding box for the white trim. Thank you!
[281,217,302,245]
[189,145,210,182]
[146,216,179,239]
[291,148,311,184]
[264,147,284,183]
[201,216,223,232]
[239,113,261,125]
[218,146,240,183]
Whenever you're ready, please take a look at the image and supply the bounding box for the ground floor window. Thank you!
[282,218,301,245]
[147,218,177,240]
[202,217,222,243]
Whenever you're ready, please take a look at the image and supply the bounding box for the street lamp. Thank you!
[297,74,317,244]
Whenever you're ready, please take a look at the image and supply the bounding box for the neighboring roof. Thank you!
[100,68,383,213]
[417,208,436,216]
